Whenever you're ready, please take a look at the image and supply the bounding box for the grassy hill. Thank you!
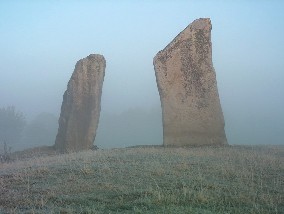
[0,145,283,213]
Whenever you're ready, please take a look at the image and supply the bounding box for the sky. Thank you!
[0,0,284,146]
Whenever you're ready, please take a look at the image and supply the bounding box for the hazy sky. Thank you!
[1,1,283,145]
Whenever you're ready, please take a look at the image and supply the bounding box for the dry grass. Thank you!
[0,145,283,213]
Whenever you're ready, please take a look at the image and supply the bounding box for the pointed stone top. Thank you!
[154,18,212,61]
[85,54,105,61]
[189,18,211,30]
[87,53,104,58]
[77,54,106,67]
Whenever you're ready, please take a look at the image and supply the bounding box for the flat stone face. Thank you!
[55,54,106,152]
[154,18,227,146]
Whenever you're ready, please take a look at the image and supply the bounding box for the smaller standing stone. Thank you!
[54,54,106,152]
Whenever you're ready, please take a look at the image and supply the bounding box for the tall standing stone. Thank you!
[153,18,227,146]
[55,54,106,152]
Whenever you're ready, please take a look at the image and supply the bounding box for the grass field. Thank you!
[0,145,283,213]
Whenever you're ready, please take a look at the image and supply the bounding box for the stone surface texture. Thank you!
[154,18,227,146]
[55,54,106,152]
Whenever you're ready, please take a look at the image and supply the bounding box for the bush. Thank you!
[0,106,26,147]
[0,141,12,163]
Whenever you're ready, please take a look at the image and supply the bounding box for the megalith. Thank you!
[153,18,227,146]
[55,54,106,152]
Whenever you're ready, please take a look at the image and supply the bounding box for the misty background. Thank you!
[0,1,283,151]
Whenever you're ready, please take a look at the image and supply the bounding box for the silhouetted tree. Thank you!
[0,106,26,146]
[0,141,12,163]
[22,112,58,147]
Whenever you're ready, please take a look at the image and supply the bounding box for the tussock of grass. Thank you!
[0,145,283,213]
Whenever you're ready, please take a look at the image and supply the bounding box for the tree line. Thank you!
[0,106,58,152]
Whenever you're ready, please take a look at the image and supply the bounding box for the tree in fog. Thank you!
[0,106,26,145]
[22,112,58,147]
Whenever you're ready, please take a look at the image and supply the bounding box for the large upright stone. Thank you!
[154,18,227,146]
[55,54,106,152]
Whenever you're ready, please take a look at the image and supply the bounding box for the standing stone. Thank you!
[153,18,227,146]
[55,54,106,152]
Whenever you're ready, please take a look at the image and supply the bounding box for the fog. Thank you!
[0,1,283,150]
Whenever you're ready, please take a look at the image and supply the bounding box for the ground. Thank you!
[0,145,283,213]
